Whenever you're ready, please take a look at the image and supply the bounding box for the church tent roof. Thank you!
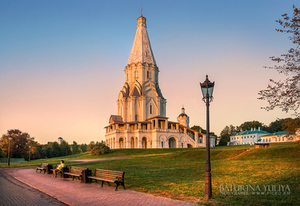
[127,15,156,65]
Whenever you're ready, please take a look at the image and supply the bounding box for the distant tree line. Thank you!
[0,129,108,160]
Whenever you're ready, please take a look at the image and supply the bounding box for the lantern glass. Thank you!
[200,75,215,99]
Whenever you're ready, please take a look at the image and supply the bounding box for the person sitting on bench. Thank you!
[52,160,65,178]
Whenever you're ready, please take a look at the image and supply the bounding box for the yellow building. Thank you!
[260,131,296,143]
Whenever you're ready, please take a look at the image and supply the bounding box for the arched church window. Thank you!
[134,70,138,79]
[147,71,150,79]
[150,104,153,114]
[135,114,138,121]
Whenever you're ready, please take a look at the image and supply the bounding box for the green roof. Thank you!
[261,131,289,137]
[232,129,270,136]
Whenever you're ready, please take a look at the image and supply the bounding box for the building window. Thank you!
[147,71,150,79]
[161,142,163,148]
[150,104,153,114]
[134,71,138,79]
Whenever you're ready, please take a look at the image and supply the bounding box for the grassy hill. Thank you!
[1,142,299,205]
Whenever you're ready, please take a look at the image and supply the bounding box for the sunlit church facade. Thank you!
[105,15,215,149]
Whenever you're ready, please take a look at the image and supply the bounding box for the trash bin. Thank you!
[46,164,53,174]
[82,169,92,183]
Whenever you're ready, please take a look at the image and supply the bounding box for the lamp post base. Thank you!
[204,171,212,199]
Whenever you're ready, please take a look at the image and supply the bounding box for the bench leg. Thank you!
[115,182,120,191]
[72,176,74,181]
[101,181,104,187]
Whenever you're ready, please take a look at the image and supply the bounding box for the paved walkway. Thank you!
[2,167,199,206]
[0,170,66,206]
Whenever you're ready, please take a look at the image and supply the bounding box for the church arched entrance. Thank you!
[119,138,124,148]
[142,137,147,149]
[187,144,193,148]
[169,137,176,148]
[131,137,134,148]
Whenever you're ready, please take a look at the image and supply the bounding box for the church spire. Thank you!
[127,15,156,65]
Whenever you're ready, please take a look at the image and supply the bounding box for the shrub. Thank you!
[90,142,110,155]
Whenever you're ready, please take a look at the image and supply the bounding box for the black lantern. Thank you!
[200,75,215,200]
[200,75,215,102]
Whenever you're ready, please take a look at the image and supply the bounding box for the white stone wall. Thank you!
[105,127,206,149]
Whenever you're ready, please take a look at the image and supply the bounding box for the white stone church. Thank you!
[105,15,215,149]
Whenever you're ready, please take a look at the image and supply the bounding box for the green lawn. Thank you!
[1,142,299,205]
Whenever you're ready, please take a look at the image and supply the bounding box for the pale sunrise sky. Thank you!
[1,0,298,144]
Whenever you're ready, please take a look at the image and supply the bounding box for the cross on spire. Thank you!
[141,6,143,16]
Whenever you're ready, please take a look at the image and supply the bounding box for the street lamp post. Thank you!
[7,136,13,166]
[200,75,215,200]
[29,145,31,162]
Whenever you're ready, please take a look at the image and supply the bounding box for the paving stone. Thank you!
[0,170,66,206]
[2,167,200,206]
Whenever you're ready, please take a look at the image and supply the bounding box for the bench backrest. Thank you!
[41,163,48,168]
[70,166,88,175]
[94,169,124,182]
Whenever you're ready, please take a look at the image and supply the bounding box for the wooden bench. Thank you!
[64,166,87,181]
[88,169,125,191]
[36,163,48,174]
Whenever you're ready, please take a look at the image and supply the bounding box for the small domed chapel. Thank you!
[105,15,213,149]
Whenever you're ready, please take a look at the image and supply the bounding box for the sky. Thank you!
[0,0,299,144]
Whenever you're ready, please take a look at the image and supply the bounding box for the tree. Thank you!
[267,119,286,133]
[49,142,61,157]
[0,129,34,159]
[90,141,110,155]
[87,141,96,151]
[60,140,72,156]
[238,121,266,131]
[218,125,238,146]
[191,125,204,133]
[282,118,300,135]
[259,5,300,115]
[28,141,41,160]
[71,141,81,154]
[0,147,5,158]
[80,143,87,153]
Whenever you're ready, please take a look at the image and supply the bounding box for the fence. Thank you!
[0,158,25,163]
